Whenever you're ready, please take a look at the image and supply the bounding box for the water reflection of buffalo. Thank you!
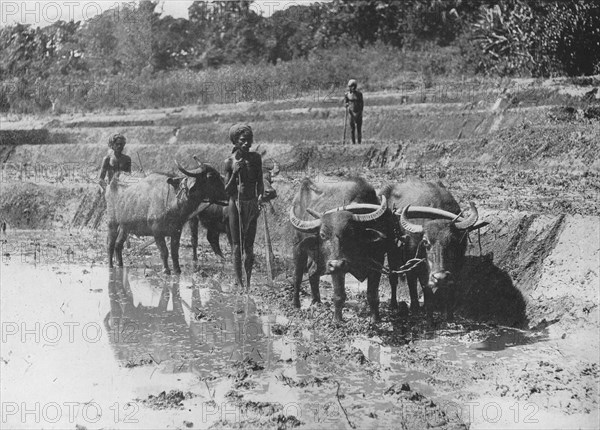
[104,268,192,365]
[104,268,269,370]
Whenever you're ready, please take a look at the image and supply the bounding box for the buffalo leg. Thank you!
[422,286,435,324]
[154,235,170,274]
[417,267,433,321]
[309,272,321,305]
[170,230,182,275]
[107,224,118,268]
[115,227,127,267]
[406,272,421,313]
[207,229,224,258]
[389,272,399,310]
[190,217,199,262]
[292,246,308,308]
[367,269,381,323]
[331,272,346,322]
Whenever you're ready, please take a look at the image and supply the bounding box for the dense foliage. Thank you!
[0,0,598,113]
[469,0,600,77]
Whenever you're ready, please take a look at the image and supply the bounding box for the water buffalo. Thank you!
[188,163,278,261]
[106,160,226,274]
[380,180,482,321]
[289,177,393,322]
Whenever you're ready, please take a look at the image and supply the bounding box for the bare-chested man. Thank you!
[223,124,264,288]
[344,79,364,144]
[99,133,132,187]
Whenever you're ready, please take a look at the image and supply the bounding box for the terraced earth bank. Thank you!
[1,79,599,429]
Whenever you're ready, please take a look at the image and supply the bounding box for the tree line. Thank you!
[1,0,599,113]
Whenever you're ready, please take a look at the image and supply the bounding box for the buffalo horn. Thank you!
[289,206,321,232]
[351,195,387,222]
[306,208,322,219]
[454,202,479,230]
[175,160,202,178]
[192,155,204,167]
[400,205,424,234]
[395,206,462,220]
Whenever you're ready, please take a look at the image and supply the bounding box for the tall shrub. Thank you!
[469,0,600,76]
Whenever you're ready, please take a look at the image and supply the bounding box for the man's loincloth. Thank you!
[235,198,260,236]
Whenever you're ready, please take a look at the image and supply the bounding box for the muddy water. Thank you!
[1,231,598,429]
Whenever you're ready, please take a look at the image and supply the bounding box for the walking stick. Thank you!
[236,173,246,289]
[343,106,348,145]
[261,204,275,286]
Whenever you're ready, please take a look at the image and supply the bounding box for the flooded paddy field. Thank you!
[2,79,600,429]
[1,229,598,430]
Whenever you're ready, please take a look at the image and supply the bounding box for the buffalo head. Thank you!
[173,160,227,207]
[290,196,388,275]
[399,203,479,293]
[289,196,389,322]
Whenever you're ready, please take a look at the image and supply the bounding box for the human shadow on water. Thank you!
[104,268,271,374]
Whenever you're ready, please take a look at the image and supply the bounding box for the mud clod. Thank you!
[138,390,196,410]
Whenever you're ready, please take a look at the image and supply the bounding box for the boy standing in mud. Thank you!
[99,133,132,189]
[344,79,364,144]
[223,124,264,289]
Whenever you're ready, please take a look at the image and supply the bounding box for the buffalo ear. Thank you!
[167,177,182,189]
[298,236,318,252]
[362,228,387,243]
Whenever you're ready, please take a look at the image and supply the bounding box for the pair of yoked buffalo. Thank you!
[106,157,484,322]
[289,176,485,322]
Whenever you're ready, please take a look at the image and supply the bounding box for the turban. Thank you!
[229,123,253,144]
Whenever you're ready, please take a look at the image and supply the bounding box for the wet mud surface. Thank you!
[1,230,598,429]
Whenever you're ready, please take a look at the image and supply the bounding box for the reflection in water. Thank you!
[104,268,191,366]
[104,268,274,375]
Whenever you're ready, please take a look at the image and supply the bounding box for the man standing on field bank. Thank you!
[344,79,364,144]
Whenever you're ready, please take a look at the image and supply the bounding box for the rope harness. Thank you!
[176,178,189,201]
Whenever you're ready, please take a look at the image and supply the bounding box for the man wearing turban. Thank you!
[223,123,264,288]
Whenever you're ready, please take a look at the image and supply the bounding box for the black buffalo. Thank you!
[188,164,278,261]
[289,177,393,322]
[381,180,482,321]
[106,160,226,274]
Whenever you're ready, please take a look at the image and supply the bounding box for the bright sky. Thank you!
[0,0,319,27]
